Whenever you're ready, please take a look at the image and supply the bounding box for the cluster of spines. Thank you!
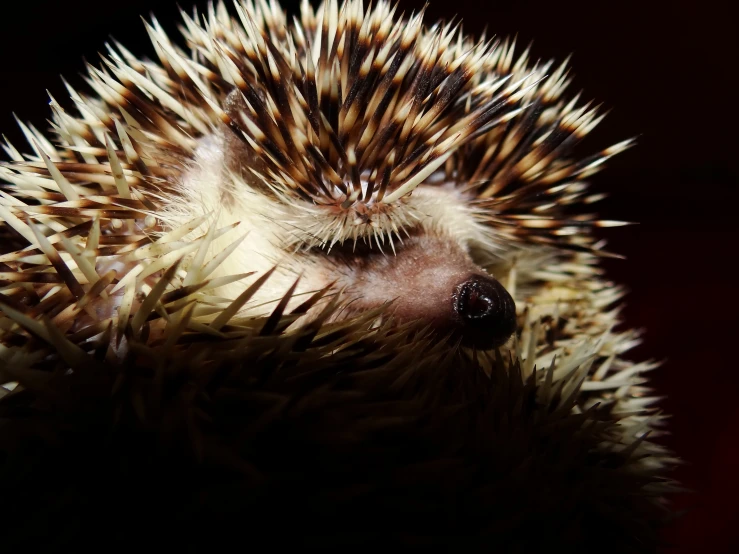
[0,318,676,550]
[0,0,632,255]
[0,0,676,491]
[179,0,634,252]
[503,248,676,475]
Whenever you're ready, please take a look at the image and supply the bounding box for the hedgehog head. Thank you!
[0,0,631,359]
[103,0,627,351]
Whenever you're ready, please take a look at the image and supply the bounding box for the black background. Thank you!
[0,1,736,551]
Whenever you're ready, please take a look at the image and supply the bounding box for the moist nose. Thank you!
[453,274,517,349]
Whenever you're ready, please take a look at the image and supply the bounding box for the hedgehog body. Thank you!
[0,0,677,549]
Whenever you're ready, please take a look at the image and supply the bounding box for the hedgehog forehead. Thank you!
[181,136,475,251]
[207,1,533,215]
[246,175,490,254]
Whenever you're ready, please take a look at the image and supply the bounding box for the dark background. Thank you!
[0,0,736,551]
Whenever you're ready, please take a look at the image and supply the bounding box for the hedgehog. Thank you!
[0,0,679,550]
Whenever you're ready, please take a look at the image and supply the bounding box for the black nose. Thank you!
[453,274,517,349]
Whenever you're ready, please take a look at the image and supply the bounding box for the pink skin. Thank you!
[326,233,517,349]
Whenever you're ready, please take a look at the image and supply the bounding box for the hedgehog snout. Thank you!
[452,274,517,350]
[335,234,517,350]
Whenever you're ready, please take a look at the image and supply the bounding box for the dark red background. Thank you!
[1,1,736,551]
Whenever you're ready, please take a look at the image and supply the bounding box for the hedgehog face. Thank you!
[180,115,518,348]
[0,0,630,355]
[151,0,627,351]
[189,150,516,348]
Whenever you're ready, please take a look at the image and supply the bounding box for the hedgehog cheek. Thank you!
[451,274,517,350]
